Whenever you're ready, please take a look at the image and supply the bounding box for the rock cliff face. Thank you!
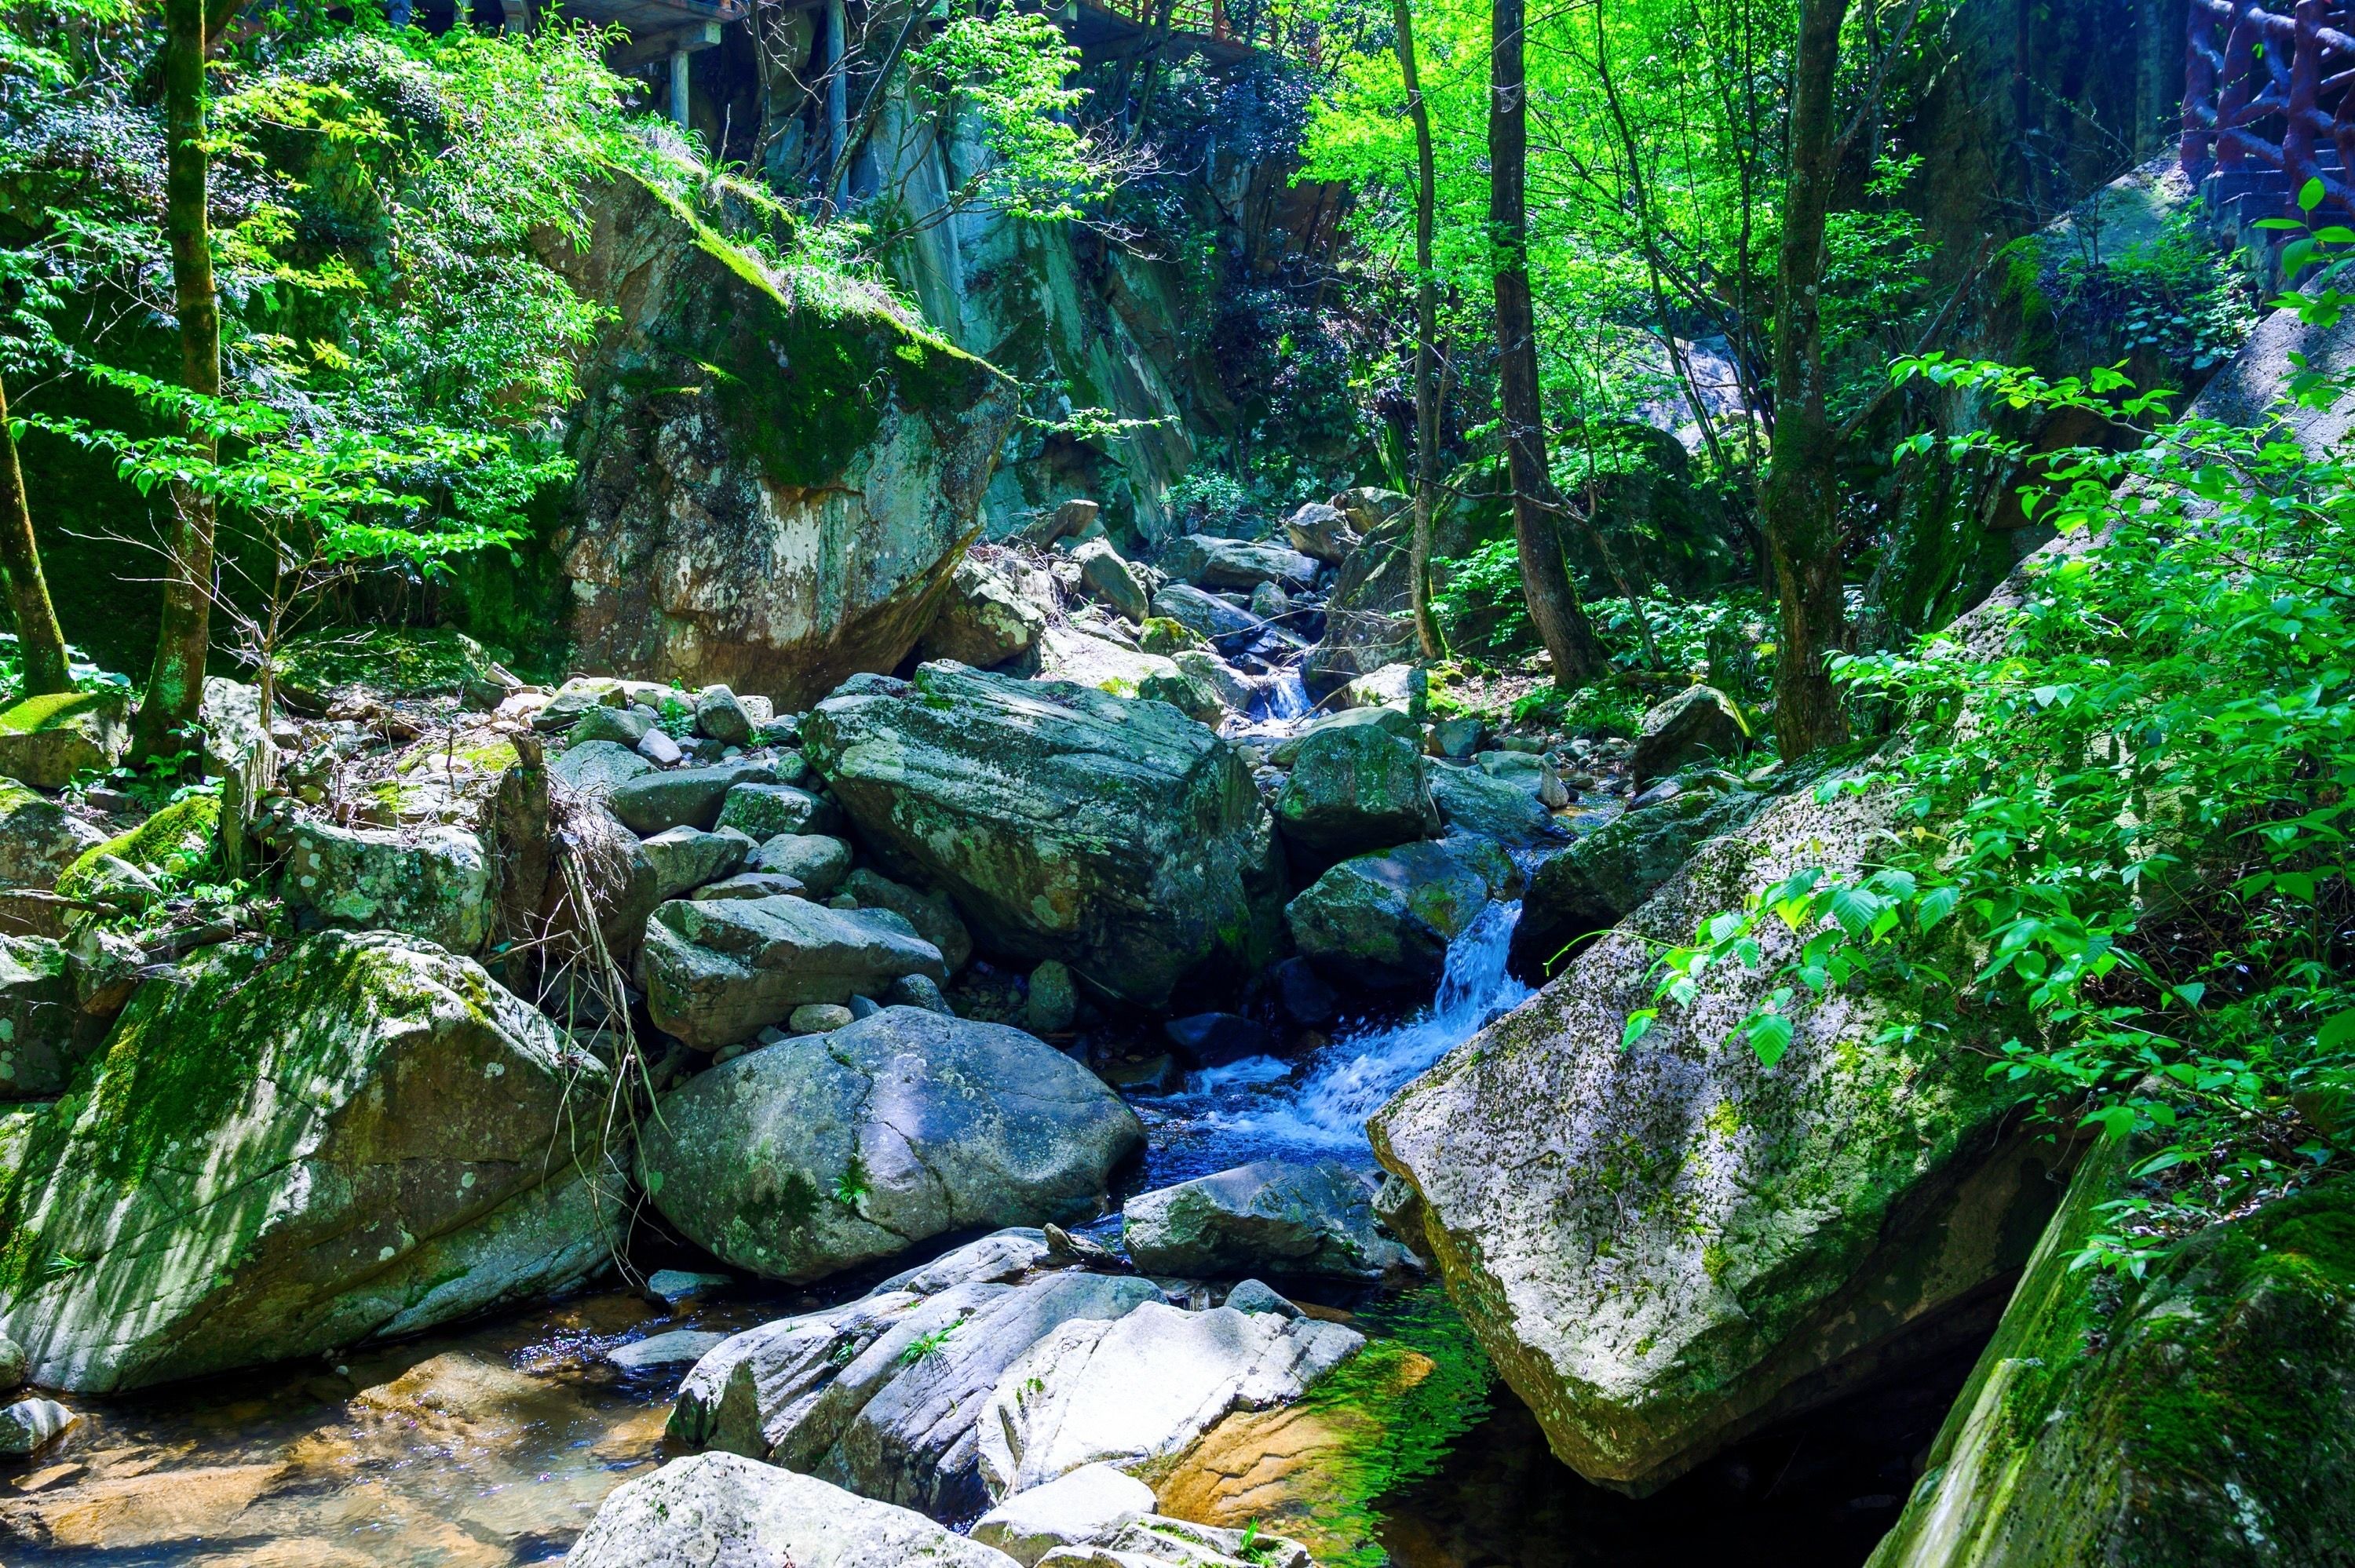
[546,170,1021,704]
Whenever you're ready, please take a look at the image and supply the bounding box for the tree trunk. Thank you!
[1489,0,1604,687]
[133,0,224,760]
[0,372,71,698]
[1396,0,1444,660]
[1761,0,1853,757]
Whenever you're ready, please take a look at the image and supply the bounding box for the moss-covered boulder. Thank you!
[916,556,1045,671]
[0,935,76,1101]
[52,793,220,906]
[1284,837,1512,992]
[0,692,128,792]
[546,169,1020,706]
[0,930,619,1392]
[1870,1141,2355,1566]
[803,665,1283,1008]
[1369,779,2062,1494]
[274,626,513,710]
[0,782,104,934]
[1273,725,1440,867]
[265,817,492,955]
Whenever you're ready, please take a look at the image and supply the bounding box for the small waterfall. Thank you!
[1136,903,1532,1182]
[1280,899,1532,1144]
[1254,669,1312,722]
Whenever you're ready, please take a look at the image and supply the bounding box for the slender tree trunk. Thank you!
[1760,0,1852,757]
[1395,0,1444,660]
[133,0,225,760]
[1489,0,1604,686]
[0,373,70,698]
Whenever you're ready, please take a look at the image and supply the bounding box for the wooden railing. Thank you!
[2183,0,2355,214]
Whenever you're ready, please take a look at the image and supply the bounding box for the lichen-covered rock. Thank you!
[843,867,973,972]
[1266,706,1419,767]
[0,781,102,935]
[1426,760,1569,848]
[1159,536,1319,594]
[0,930,618,1392]
[694,684,756,744]
[550,168,1020,705]
[637,824,752,901]
[751,832,852,897]
[568,1452,1018,1568]
[1869,1142,2355,1568]
[0,691,128,791]
[715,781,830,840]
[977,1301,1363,1497]
[920,555,1048,669]
[1302,510,1413,698]
[608,759,778,835]
[1035,627,1221,723]
[635,895,947,1048]
[1284,838,1507,990]
[1510,788,1772,982]
[675,1239,1160,1516]
[1630,685,1748,789]
[803,665,1283,1008]
[973,1463,1157,1566]
[1123,1160,1415,1281]
[1272,725,1437,866]
[1073,539,1151,623]
[641,1007,1141,1283]
[1369,781,2059,1493]
[1284,501,1357,567]
[549,738,654,797]
[1149,584,1263,655]
[268,819,492,954]
[0,935,78,1100]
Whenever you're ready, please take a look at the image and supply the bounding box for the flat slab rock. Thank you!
[568,1452,1019,1568]
[635,894,946,1048]
[1122,1159,1415,1281]
[673,1231,1161,1518]
[977,1300,1363,1499]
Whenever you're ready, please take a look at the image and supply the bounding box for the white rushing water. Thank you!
[1136,900,1532,1183]
[1254,668,1313,722]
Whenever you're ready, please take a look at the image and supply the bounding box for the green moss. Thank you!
[276,625,505,702]
[0,690,118,735]
[54,793,221,902]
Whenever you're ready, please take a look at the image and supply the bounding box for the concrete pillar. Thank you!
[670,48,692,133]
[825,0,849,208]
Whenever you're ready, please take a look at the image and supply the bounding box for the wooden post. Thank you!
[670,46,691,131]
[2217,3,2260,170]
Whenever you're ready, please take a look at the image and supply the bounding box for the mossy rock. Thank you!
[275,625,510,709]
[1870,1140,2355,1566]
[53,793,221,905]
[0,929,617,1393]
[0,691,130,791]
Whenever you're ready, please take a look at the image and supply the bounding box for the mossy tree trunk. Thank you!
[1489,0,1604,687]
[1397,0,1444,662]
[1760,0,1853,758]
[0,371,71,698]
[132,0,239,760]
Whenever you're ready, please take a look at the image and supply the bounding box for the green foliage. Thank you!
[1633,341,2355,1269]
[832,1153,871,1208]
[898,1322,958,1365]
[898,5,1101,227]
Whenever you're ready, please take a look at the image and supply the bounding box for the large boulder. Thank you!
[0,935,78,1100]
[919,555,1048,670]
[568,1453,1018,1568]
[53,793,221,907]
[1510,788,1773,982]
[1284,501,1357,567]
[1033,628,1220,724]
[266,819,492,955]
[638,1006,1144,1282]
[1426,762,1568,848]
[843,868,973,972]
[0,692,128,791]
[1148,584,1264,655]
[1302,510,1414,698]
[1629,685,1748,789]
[549,167,1021,705]
[1123,1160,1415,1281]
[0,931,618,1393]
[674,1232,1159,1516]
[635,895,947,1048]
[1072,540,1151,623]
[1272,725,1437,866]
[0,782,102,932]
[1368,780,2060,1494]
[608,759,778,835]
[1868,1142,2355,1568]
[1284,837,1512,990]
[273,626,512,709]
[977,1301,1363,1497]
[1159,536,1318,593]
[803,665,1283,1008]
